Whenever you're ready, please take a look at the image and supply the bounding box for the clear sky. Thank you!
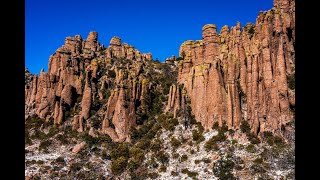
[26,0,273,74]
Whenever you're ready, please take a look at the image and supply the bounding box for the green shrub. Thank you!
[172,153,179,159]
[181,154,188,162]
[204,139,218,152]
[220,122,229,133]
[192,129,205,143]
[25,130,32,145]
[181,168,188,174]
[148,172,159,179]
[150,139,162,153]
[159,165,167,172]
[55,156,65,164]
[170,137,181,149]
[25,115,44,129]
[70,162,82,172]
[127,160,140,172]
[212,154,236,180]
[171,171,179,176]
[262,131,274,145]
[190,149,195,154]
[231,140,238,145]
[181,168,198,178]
[56,134,68,145]
[228,129,235,136]
[212,122,219,130]
[148,158,159,169]
[156,151,169,165]
[247,133,261,144]
[246,144,256,153]
[195,160,201,164]
[135,139,151,150]
[31,129,47,140]
[110,143,129,160]
[39,140,52,151]
[240,121,251,134]
[129,147,145,163]
[202,158,211,163]
[111,156,128,175]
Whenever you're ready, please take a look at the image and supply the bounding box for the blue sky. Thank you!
[26,0,273,74]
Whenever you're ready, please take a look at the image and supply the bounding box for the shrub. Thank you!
[25,114,44,129]
[127,160,140,172]
[247,133,261,144]
[135,139,151,150]
[110,143,129,160]
[202,158,211,163]
[56,134,68,145]
[228,129,235,136]
[25,130,32,145]
[111,156,128,175]
[170,137,181,149]
[246,144,256,153]
[204,139,218,151]
[181,169,198,178]
[176,57,184,61]
[150,139,162,152]
[262,131,274,145]
[190,149,195,154]
[148,172,159,179]
[129,147,145,163]
[159,165,167,172]
[215,130,227,142]
[70,162,82,172]
[171,171,179,176]
[39,140,52,151]
[31,129,47,140]
[231,140,238,145]
[181,168,189,174]
[156,151,169,165]
[212,122,219,130]
[240,121,251,134]
[195,160,201,164]
[192,129,205,143]
[220,122,229,133]
[164,117,179,131]
[181,154,188,162]
[212,154,236,180]
[148,158,159,169]
[55,156,65,164]
[46,127,59,138]
[172,153,179,159]
[274,135,284,147]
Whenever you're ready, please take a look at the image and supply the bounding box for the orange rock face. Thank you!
[169,0,295,135]
[25,31,154,142]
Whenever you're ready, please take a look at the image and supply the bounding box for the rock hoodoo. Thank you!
[167,0,295,136]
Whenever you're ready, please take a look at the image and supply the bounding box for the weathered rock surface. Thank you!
[167,0,295,136]
[25,31,156,142]
[72,141,86,154]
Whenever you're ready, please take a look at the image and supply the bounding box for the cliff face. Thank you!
[25,32,158,142]
[25,0,295,141]
[167,0,295,135]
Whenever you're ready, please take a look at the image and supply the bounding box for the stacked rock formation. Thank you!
[25,32,154,142]
[167,0,295,135]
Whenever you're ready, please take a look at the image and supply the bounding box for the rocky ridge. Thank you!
[25,0,295,179]
[166,0,295,137]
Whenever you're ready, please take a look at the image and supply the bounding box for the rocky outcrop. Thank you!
[72,141,86,154]
[25,31,155,142]
[168,0,295,136]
